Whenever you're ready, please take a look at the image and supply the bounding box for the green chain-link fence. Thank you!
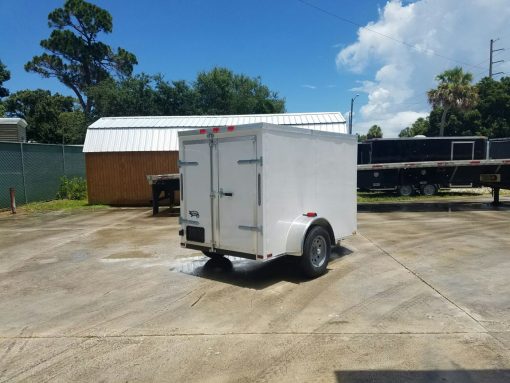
[0,142,85,209]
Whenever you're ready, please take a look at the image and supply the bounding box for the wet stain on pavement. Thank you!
[105,251,153,259]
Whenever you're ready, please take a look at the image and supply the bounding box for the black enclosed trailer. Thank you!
[358,158,510,195]
[360,136,487,164]
[357,136,495,196]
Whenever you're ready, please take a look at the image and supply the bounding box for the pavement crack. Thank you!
[0,330,499,340]
[359,232,510,352]
[190,292,205,307]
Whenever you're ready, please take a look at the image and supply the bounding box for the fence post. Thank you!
[20,142,28,203]
[9,187,16,214]
[62,144,66,176]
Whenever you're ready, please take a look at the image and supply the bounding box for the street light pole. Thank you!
[349,94,359,135]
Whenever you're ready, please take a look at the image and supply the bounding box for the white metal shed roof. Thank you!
[84,112,346,153]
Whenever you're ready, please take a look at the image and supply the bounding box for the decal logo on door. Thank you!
[189,210,200,219]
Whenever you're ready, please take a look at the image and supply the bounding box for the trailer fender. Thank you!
[285,216,335,256]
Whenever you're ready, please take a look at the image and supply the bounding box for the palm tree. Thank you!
[427,67,479,136]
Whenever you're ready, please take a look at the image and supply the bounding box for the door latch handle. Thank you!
[219,189,233,197]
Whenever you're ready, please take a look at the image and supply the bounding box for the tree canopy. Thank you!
[4,89,85,143]
[399,117,429,137]
[0,59,10,116]
[0,59,10,98]
[87,67,285,118]
[25,0,137,116]
[427,67,479,136]
[194,67,285,115]
[401,75,510,139]
[367,124,383,139]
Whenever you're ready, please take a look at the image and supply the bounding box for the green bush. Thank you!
[57,176,87,200]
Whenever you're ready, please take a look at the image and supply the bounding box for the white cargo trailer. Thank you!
[178,122,357,277]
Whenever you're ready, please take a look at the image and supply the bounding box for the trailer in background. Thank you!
[178,123,357,278]
[358,136,487,165]
[358,158,510,197]
[357,136,495,195]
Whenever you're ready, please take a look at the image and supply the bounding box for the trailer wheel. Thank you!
[301,226,331,278]
[399,184,414,196]
[421,183,437,196]
[202,251,224,260]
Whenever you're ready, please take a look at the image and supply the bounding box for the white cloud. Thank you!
[301,84,317,89]
[337,0,510,137]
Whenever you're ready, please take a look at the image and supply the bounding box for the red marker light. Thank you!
[199,129,207,134]
[212,127,220,133]
[227,125,235,132]
[304,212,317,217]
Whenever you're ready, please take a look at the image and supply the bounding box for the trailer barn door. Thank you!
[451,141,474,160]
[181,141,213,246]
[215,136,259,255]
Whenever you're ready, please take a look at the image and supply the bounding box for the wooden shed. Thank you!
[83,113,347,205]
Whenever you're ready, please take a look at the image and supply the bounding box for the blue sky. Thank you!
[1,1,509,136]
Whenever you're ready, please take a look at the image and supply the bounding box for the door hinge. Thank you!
[207,133,215,147]
[178,160,198,167]
[179,217,199,225]
[238,225,262,233]
[238,157,262,166]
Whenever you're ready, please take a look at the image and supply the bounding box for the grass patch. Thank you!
[20,199,107,214]
[357,188,498,203]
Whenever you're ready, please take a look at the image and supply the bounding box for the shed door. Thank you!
[181,142,213,246]
[216,136,259,255]
[451,142,474,160]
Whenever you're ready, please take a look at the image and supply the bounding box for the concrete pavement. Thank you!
[0,201,509,382]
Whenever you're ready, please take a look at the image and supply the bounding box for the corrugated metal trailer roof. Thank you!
[84,112,346,152]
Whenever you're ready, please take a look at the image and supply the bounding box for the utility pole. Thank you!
[489,38,504,78]
[349,94,359,135]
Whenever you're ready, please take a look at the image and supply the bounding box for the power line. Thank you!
[473,57,490,67]
[297,0,486,71]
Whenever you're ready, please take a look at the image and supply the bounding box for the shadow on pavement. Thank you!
[335,369,510,383]
[152,207,180,218]
[358,200,510,213]
[175,245,352,290]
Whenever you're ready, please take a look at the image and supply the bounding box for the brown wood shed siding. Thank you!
[86,151,179,205]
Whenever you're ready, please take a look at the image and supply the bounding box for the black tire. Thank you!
[202,251,224,260]
[399,184,414,196]
[421,183,437,196]
[301,226,331,278]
